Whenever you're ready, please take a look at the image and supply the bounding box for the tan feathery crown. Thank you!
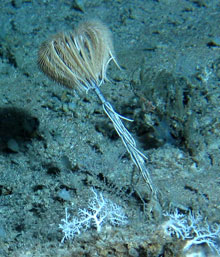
[38,20,118,91]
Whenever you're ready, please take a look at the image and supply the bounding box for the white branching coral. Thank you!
[162,209,220,255]
[59,188,128,243]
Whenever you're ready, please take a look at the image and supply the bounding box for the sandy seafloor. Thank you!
[0,0,220,256]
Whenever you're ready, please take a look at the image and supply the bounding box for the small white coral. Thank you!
[162,209,220,255]
[183,222,220,254]
[162,209,190,239]
[59,188,128,242]
[59,208,82,243]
